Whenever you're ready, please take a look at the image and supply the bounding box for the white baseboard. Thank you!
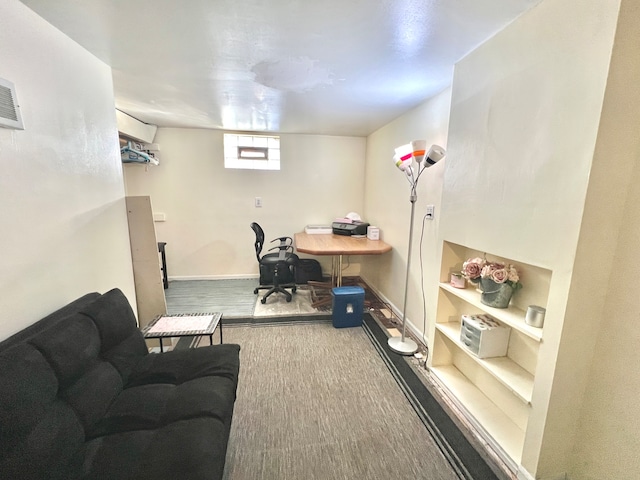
[168,274,259,281]
[359,274,428,346]
[517,466,536,480]
[517,465,567,480]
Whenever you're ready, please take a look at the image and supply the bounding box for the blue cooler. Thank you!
[331,286,365,328]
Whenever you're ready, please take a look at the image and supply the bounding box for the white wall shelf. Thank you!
[430,365,525,464]
[436,322,534,404]
[439,283,543,342]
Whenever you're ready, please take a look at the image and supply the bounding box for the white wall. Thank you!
[6,0,633,476]
[439,0,621,477]
[362,89,452,343]
[123,129,366,279]
[568,1,640,478]
[0,0,135,341]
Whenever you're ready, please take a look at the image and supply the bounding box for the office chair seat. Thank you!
[250,222,299,303]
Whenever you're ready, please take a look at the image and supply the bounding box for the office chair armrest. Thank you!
[268,245,293,253]
[270,236,293,246]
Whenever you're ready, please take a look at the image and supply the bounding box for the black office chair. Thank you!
[250,222,299,303]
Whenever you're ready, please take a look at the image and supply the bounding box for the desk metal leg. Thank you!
[330,255,344,287]
[159,339,164,353]
[331,256,337,286]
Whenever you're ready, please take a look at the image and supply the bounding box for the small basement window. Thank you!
[224,133,280,170]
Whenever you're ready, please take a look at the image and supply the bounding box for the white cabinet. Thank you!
[428,241,551,465]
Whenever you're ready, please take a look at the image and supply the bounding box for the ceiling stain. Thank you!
[252,57,334,93]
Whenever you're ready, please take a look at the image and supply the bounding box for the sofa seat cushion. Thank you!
[89,374,237,438]
[127,344,240,387]
[88,343,240,439]
[82,418,230,480]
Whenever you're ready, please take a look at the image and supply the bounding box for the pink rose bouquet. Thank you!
[462,257,522,291]
[462,257,485,281]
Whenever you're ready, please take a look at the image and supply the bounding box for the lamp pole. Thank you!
[388,188,419,355]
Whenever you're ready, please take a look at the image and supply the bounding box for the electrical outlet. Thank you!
[426,204,435,219]
[255,197,262,208]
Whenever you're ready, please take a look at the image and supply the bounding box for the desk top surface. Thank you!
[294,232,392,255]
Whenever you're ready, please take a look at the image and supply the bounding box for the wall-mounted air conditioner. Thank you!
[0,78,24,130]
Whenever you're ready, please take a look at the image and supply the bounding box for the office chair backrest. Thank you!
[250,222,265,262]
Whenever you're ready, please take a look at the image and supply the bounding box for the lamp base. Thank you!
[388,336,418,355]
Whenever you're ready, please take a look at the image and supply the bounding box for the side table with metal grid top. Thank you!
[141,312,223,352]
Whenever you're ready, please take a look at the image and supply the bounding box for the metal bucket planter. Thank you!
[480,278,514,308]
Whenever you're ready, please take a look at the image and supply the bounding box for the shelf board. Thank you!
[436,322,534,404]
[439,283,543,342]
[430,364,525,464]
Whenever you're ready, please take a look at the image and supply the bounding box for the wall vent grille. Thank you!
[0,78,24,130]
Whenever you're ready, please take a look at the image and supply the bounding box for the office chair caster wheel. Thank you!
[261,298,267,304]
[286,296,292,302]
[292,286,297,293]
[254,288,259,294]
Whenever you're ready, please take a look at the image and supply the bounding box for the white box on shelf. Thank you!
[460,314,511,358]
[367,225,380,240]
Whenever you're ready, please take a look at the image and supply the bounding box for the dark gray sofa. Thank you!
[0,288,240,480]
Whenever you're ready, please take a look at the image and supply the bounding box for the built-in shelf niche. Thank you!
[429,240,552,466]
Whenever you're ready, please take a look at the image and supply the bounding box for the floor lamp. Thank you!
[388,141,446,355]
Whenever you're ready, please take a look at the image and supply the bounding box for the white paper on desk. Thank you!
[147,315,214,334]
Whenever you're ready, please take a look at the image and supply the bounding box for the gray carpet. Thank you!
[165,279,257,317]
[217,321,459,480]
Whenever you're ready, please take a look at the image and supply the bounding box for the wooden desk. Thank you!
[294,232,392,286]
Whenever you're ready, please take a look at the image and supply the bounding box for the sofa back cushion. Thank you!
[0,343,85,479]
[0,288,147,479]
[28,312,124,430]
[80,288,148,382]
[29,313,101,389]
[81,288,140,351]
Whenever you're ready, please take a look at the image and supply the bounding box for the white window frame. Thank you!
[224,133,280,170]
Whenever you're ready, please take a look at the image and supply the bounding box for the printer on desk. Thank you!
[332,220,370,236]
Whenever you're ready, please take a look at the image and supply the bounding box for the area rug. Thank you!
[165,279,257,317]
[178,314,500,479]
[252,288,322,317]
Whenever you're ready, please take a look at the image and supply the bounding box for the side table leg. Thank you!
[159,339,164,353]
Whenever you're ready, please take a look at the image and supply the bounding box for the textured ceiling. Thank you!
[21,0,541,136]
